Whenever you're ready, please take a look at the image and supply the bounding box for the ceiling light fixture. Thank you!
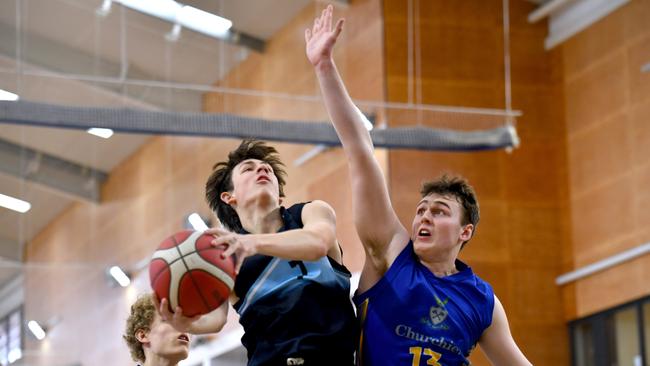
[114,0,232,40]
[0,89,19,101]
[0,193,31,213]
[187,212,209,231]
[7,348,21,363]
[108,266,131,287]
[27,320,46,340]
[87,127,114,139]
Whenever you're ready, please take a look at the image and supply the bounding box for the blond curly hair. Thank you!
[123,294,156,363]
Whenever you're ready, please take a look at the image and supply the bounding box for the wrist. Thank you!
[243,234,260,255]
[314,58,336,73]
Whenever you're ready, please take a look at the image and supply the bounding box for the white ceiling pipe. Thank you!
[528,0,574,23]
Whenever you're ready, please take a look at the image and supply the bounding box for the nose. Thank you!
[420,210,433,224]
[257,164,270,175]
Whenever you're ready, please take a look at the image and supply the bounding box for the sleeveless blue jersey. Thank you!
[353,241,494,366]
[233,203,357,366]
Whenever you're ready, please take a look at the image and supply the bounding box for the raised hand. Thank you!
[205,227,256,274]
[305,4,344,68]
[155,296,201,333]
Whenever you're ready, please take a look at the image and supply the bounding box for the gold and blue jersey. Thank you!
[353,241,494,366]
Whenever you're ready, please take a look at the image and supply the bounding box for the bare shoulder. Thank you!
[301,200,336,222]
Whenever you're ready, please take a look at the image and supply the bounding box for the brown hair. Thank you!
[421,174,480,248]
[205,139,287,231]
[123,294,156,363]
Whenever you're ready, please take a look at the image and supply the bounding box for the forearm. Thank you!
[250,226,331,261]
[315,59,374,157]
[188,303,228,335]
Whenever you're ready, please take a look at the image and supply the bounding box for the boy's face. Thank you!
[141,313,191,361]
[226,158,280,206]
[410,193,473,256]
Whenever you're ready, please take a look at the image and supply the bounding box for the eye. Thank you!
[242,166,253,172]
[433,209,448,217]
[416,207,425,215]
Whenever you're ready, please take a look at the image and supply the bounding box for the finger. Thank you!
[313,17,320,34]
[211,235,231,248]
[174,306,184,320]
[235,255,244,275]
[305,28,311,43]
[333,18,345,40]
[222,241,238,259]
[159,298,173,320]
[325,5,333,31]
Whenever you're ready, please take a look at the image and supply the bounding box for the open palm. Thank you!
[305,5,344,67]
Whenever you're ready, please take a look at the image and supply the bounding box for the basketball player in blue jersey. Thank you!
[306,5,532,366]
[156,139,357,366]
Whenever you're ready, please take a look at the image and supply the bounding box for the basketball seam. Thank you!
[174,235,212,314]
[150,232,193,284]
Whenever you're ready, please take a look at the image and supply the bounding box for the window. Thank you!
[0,308,22,366]
[643,301,650,366]
[571,296,648,366]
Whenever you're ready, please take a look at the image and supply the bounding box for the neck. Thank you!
[420,258,459,278]
[143,354,179,366]
[236,198,283,234]
[414,242,462,278]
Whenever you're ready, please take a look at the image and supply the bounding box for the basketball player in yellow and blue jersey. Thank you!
[305,5,533,365]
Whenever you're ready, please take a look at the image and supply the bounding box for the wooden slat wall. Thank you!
[383,1,569,365]
[560,0,650,319]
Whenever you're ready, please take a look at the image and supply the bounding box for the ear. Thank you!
[135,329,149,345]
[459,224,474,242]
[220,191,236,205]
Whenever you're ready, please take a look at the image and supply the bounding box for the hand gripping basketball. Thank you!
[149,230,236,317]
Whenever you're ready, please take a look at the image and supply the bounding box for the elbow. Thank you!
[305,229,333,260]
[308,238,330,261]
[214,319,226,333]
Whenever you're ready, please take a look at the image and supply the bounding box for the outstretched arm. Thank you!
[156,297,229,335]
[306,5,409,289]
[207,200,340,273]
[478,296,532,366]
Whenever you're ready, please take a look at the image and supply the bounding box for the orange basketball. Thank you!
[149,230,236,317]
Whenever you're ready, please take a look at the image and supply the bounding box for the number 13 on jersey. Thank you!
[409,347,442,366]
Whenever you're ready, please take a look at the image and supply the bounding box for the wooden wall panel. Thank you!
[383,1,569,365]
[561,0,650,318]
[22,1,383,364]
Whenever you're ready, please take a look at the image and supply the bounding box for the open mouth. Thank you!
[418,228,431,237]
[177,334,189,343]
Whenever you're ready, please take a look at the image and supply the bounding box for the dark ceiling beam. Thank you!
[0,136,108,203]
[0,100,519,152]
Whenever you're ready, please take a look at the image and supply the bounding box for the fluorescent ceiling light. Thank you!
[188,212,209,231]
[27,320,46,340]
[178,5,232,38]
[0,89,19,101]
[114,0,232,40]
[109,266,131,287]
[7,348,21,363]
[117,0,181,21]
[87,128,114,139]
[0,193,31,213]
